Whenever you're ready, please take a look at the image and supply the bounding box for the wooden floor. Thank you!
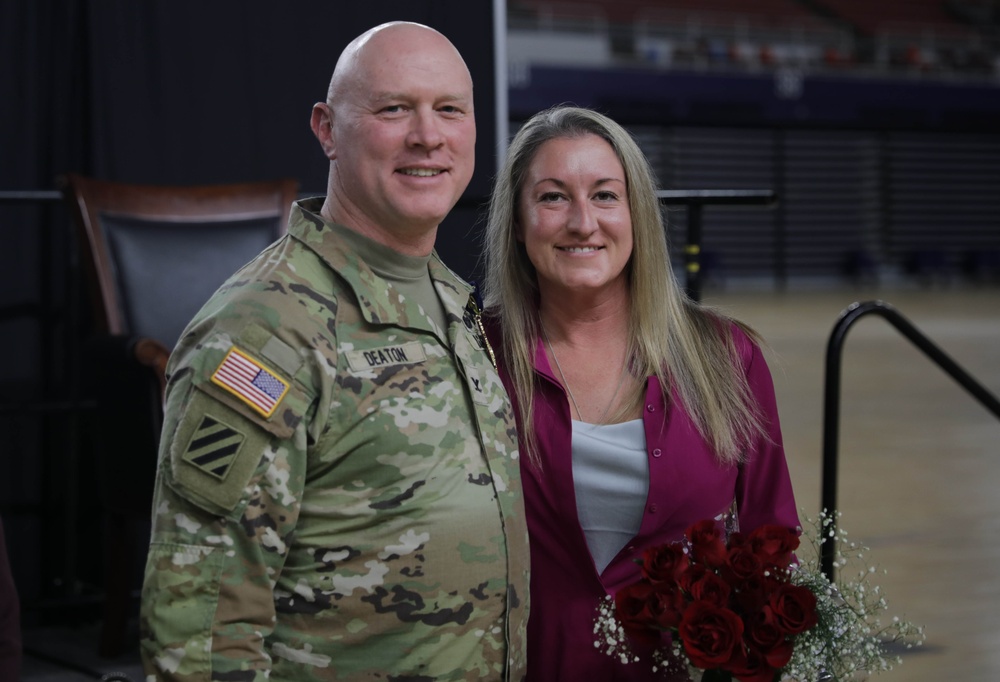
[20,283,1000,681]
[706,283,1000,682]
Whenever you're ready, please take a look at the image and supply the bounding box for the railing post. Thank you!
[821,301,869,579]
[684,204,703,301]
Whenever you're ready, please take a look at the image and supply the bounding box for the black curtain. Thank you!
[2,0,497,246]
[0,0,498,620]
[74,0,499,274]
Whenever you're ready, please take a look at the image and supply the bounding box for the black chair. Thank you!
[61,173,299,657]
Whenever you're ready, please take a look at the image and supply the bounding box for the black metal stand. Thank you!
[656,189,777,302]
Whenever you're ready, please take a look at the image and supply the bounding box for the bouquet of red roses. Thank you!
[613,520,813,682]
[595,513,924,682]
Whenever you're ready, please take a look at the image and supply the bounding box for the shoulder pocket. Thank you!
[164,330,310,517]
[166,389,277,517]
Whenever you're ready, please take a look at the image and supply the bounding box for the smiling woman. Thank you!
[482,105,800,682]
[518,133,633,306]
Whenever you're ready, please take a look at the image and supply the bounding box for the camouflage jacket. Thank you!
[140,199,529,681]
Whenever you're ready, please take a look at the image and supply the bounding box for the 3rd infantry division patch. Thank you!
[182,415,246,480]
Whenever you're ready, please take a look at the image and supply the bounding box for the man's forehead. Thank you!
[359,25,460,66]
[366,87,473,103]
[329,24,470,103]
[348,56,473,103]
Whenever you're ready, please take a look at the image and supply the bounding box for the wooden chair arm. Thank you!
[132,337,170,402]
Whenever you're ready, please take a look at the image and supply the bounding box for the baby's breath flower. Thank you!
[782,511,925,680]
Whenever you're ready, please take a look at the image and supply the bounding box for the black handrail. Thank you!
[821,299,1000,579]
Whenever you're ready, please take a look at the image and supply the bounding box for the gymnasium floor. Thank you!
[707,283,1000,682]
[19,283,1000,681]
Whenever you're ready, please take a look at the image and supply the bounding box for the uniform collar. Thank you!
[288,198,472,334]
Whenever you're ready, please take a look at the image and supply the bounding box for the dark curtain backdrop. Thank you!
[0,0,498,618]
[2,0,497,260]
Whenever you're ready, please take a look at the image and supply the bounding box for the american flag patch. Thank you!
[210,348,290,418]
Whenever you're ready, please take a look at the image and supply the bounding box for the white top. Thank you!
[570,419,649,574]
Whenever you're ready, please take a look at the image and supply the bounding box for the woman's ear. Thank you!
[310,102,336,160]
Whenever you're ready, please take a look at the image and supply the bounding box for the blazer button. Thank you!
[649,504,658,513]
[652,448,662,458]
[646,404,655,412]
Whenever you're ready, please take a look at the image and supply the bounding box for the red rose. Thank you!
[678,563,709,594]
[722,544,763,585]
[728,642,780,682]
[748,524,800,569]
[648,582,688,629]
[761,638,793,669]
[730,572,780,614]
[687,519,728,568]
[641,542,690,584]
[746,607,794,668]
[678,601,744,669]
[615,581,660,645]
[687,568,732,608]
[769,583,818,635]
[746,607,783,648]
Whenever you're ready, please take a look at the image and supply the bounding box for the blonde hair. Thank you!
[482,105,766,467]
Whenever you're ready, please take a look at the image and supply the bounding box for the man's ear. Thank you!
[310,102,336,160]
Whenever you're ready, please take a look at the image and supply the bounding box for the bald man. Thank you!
[140,22,528,682]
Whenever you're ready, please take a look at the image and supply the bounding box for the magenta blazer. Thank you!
[488,321,799,681]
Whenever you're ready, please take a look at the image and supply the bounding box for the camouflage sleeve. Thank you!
[140,327,312,681]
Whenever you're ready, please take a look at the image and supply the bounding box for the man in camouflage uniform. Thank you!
[140,22,529,681]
